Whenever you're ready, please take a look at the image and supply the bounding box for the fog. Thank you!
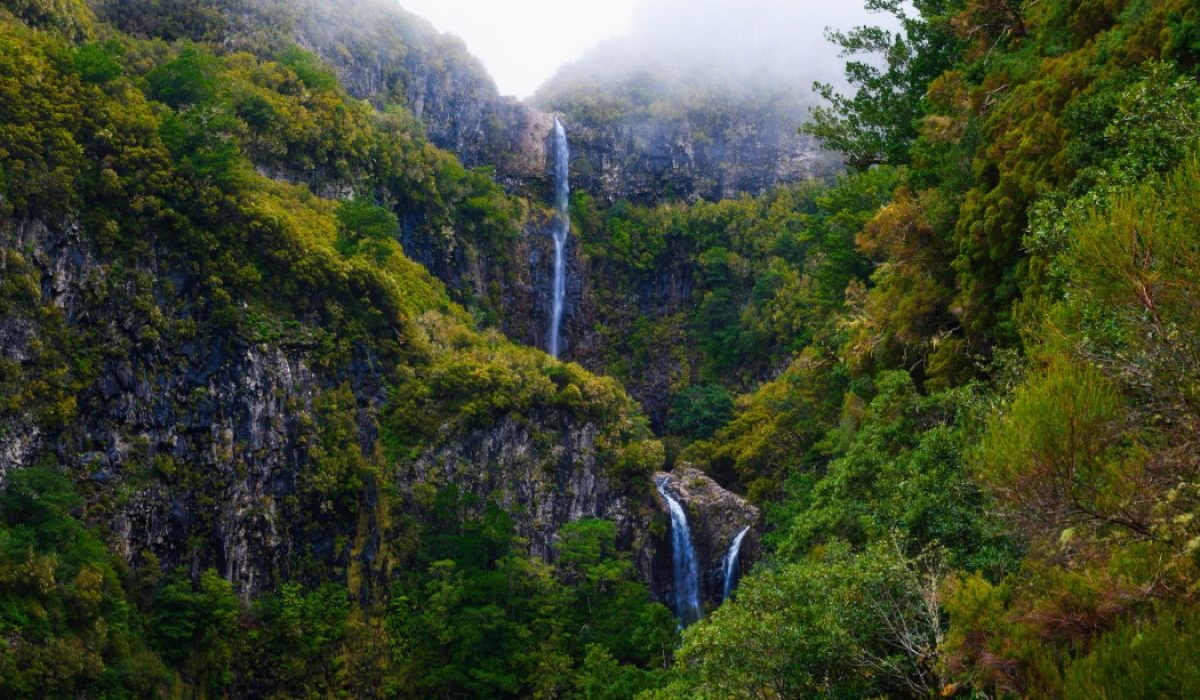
[397,0,895,99]
[398,0,639,98]
[536,0,896,101]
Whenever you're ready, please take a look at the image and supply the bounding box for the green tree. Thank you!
[335,196,400,264]
[242,582,351,695]
[805,0,965,168]
[150,568,240,691]
[558,519,677,667]
[0,469,170,697]
[146,47,221,108]
[649,542,949,699]
[667,384,733,439]
[276,46,338,92]
[70,40,123,83]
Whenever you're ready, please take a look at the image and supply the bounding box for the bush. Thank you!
[146,47,221,108]
[976,359,1144,538]
[276,46,338,92]
[1063,608,1200,700]
[70,41,123,83]
[667,384,733,439]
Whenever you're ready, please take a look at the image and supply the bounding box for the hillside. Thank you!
[2,0,1200,698]
[529,0,857,204]
[0,1,690,694]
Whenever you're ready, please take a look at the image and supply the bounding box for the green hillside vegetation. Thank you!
[570,166,896,439]
[2,0,1200,697]
[0,1,670,696]
[651,0,1200,697]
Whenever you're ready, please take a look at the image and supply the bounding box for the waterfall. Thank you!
[656,477,702,625]
[547,118,570,358]
[721,526,750,602]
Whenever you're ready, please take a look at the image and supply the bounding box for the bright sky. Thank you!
[397,0,640,99]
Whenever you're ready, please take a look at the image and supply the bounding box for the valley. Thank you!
[1,0,1199,697]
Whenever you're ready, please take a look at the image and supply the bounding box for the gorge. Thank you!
[3,0,1199,697]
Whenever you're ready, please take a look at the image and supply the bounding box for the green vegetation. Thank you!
[389,506,673,698]
[652,1,1200,698]
[3,0,1200,697]
[0,468,168,696]
[572,167,896,430]
[0,1,664,695]
[667,385,733,439]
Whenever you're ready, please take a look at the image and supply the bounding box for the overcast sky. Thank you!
[397,0,640,98]
[396,1,882,99]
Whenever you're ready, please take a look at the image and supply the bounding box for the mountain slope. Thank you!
[529,0,864,204]
[0,2,685,694]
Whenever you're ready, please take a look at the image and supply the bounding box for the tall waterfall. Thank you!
[656,477,702,625]
[721,526,750,602]
[547,118,570,357]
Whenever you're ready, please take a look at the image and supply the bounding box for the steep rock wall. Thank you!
[0,216,661,598]
[268,1,840,205]
[653,466,760,609]
[278,0,554,190]
[564,110,840,206]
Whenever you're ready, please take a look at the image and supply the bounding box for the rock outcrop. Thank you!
[273,0,555,191]
[561,109,840,206]
[652,466,760,608]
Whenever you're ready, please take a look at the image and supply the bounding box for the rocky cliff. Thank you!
[253,0,840,205]
[558,106,840,205]
[276,0,555,190]
[2,1,795,693]
[205,1,845,417]
[0,213,669,599]
[0,212,744,610]
[653,466,760,609]
[45,0,772,600]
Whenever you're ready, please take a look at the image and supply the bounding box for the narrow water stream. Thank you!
[548,118,570,357]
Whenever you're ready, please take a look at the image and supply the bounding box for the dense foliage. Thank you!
[3,0,1200,697]
[650,1,1200,698]
[0,0,666,695]
[571,167,897,433]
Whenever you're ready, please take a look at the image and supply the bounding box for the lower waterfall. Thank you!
[656,476,702,625]
[721,526,750,602]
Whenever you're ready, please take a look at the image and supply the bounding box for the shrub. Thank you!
[667,385,733,439]
[1063,607,1200,700]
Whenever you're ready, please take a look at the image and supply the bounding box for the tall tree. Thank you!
[804,0,966,169]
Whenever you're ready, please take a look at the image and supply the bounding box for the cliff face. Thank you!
[34,0,782,602]
[271,1,839,206]
[277,0,554,190]
[563,235,699,428]
[409,413,660,576]
[1,2,787,692]
[0,214,746,605]
[230,1,838,409]
[13,215,755,607]
[563,109,840,205]
[0,215,664,599]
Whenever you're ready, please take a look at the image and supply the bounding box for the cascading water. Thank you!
[547,118,570,357]
[721,526,750,602]
[656,477,702,625]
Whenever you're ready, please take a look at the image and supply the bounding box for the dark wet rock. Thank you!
[653,465,760,608]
